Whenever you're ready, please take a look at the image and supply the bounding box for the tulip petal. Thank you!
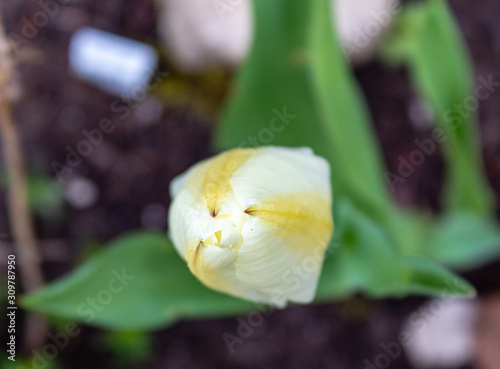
[229,147,331,206]
[229,147,333,304]
[236,191,332,305]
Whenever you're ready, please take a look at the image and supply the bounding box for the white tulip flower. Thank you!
[168,147,333,306]
[155,0,399,71]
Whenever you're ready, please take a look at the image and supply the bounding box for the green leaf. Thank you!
[216,0,393,219]
[215,0,414,256]
[425,212,500,269]
[216,0,326,154]
[100,331,152,365]
[1,171,64,220]
[23,0,481,331]
[381,0,500,268]
[216,0,475,295]
[308,0,392,213]
[28,173,65,219]
[382,0,494,214]
[317,198,474,300]
[22,226,473,332]
[1,355,60,369]
[22,232,254,331]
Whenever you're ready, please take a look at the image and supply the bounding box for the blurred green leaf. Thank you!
[307,0,431,259]
[215,0,408,253]
[317,198,474,300]
[100,331,152,365]
[28,173,65,219]
[1,354,60,369]
[217,0,392,218]
[308,0,392,214]
[216,0,475,294]
[382,0,494,214]
[22,232,254,331]
[22,225,473,332]
[425,212,500,269]
[382,0,500,267]
[22,0,482,332]
[1,171,64,220]
[216,0,327,155]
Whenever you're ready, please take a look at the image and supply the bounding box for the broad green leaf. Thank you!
[307,0,427,257]
[382,0,494,214]
[308,0,393,214]
[215,0,414,255]
[22,226,473,332]
[215,0,326,155]
[317,198,474,300]
[22,232,254,331]
[216,0,474,294]
[23,0,480,332]
[216,0,392,216]
[425,213,500,269]
[382,0,500,268]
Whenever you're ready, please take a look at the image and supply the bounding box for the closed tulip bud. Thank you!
[168,147,333,307]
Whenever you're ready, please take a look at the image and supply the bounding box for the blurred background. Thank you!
[0,0,500,368]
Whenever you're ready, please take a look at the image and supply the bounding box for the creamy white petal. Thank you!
[169,171,188,199]
[237,214,329,305]
[229,146,331,207]
[167,146,333,306]
[168,189,206,258]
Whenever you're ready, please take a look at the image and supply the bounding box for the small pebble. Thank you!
[64,177,99,209]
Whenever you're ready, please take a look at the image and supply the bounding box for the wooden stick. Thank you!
[0,5,48,352]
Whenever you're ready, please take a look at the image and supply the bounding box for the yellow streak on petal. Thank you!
[186,241,203,275]
[185,241,238,295]
[201,149,256,216]
[215,230,222,245]
[246,192,333,253]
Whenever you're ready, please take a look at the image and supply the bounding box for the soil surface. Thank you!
[1,0,499,368]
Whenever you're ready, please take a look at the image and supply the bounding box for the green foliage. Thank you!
[381,0,500,267]
[100,331,153,365]
[1,170,64,221]
[22,0,497,331]
[318,198,472,299]
[425,212,500,269]
[22,223,472,330]
[1,355,59,369]
[382,0,493,214]
[22,233,255,330]
[27,173,65,218]
[217,0,475,296]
